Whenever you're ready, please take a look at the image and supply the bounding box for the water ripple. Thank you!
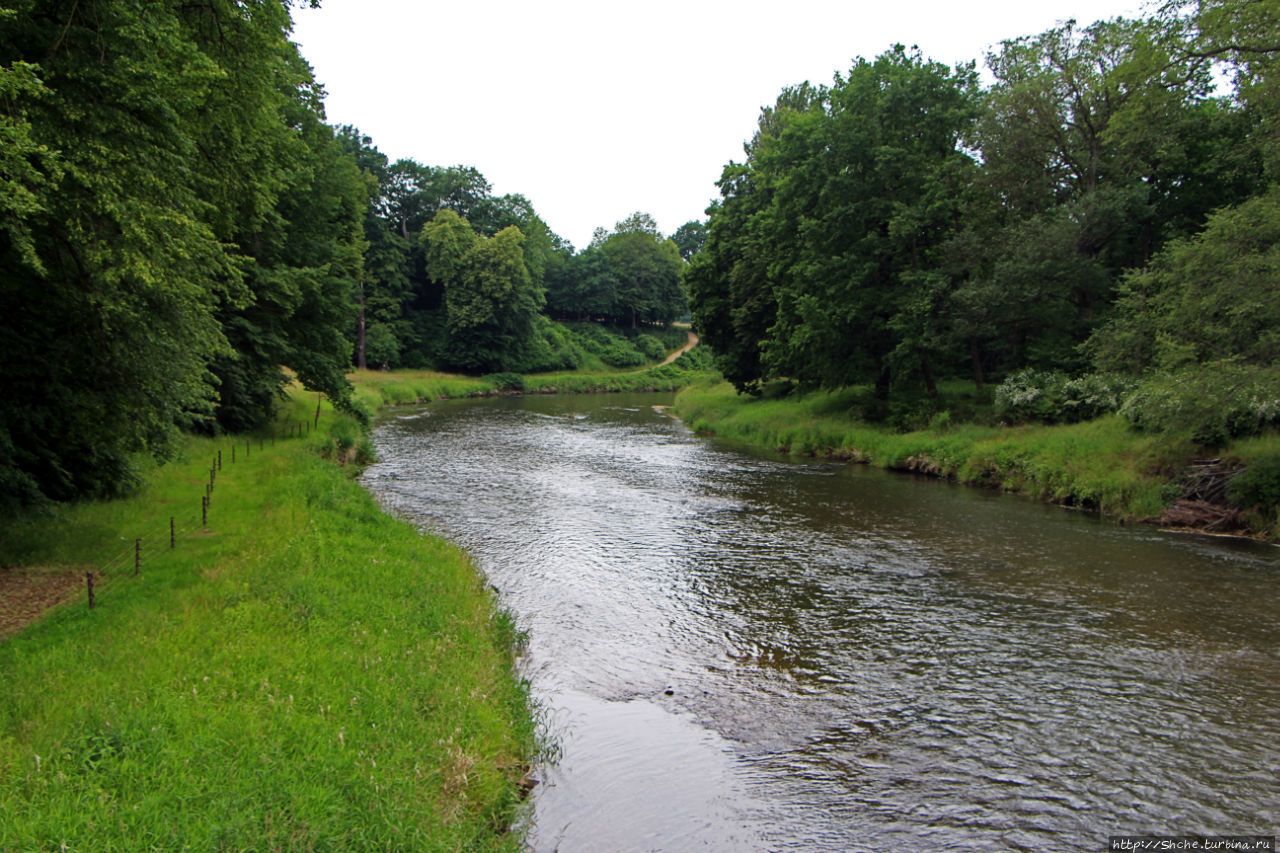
[365,394,1280,852]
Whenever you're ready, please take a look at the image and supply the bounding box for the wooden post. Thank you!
[202,495,208,526]
[134,538,141,576]
[217,450,222,471]
[86,571,95,609]
[231,444,236,463]
[315,392,322,428]
[246,439,250,459]
[170,517,175,549]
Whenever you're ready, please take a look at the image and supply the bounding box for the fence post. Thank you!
[202,495,208,527]
[217,450,222,471]
[86,571,95,609]
[231,444,236,463]
[170,516,175,549]
[134,538,141,576]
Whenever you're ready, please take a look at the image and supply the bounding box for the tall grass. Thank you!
[674,380,1214,521]
[0,414,536,850]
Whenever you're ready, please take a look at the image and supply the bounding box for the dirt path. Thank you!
[659,330,698,366]
[0,568,85,638]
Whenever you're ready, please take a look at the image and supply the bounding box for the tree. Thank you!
[0,0,368,504]
[762,46,980,394]
[1088,187,1280,373]
[0,0,246,502]
[671,220,707,261]
[600,230,685,328]
[421,211,545,373]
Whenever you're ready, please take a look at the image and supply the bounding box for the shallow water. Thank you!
[363,393,1280,852]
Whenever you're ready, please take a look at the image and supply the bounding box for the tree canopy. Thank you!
[688,2,1278,400]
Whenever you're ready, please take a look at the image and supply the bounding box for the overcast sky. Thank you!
[291,0,1154,250]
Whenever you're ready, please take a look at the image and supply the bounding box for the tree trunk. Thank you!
[875,363,892,398]
[355,282,367,370]
[918,349,938,398]
[970,336,985,390]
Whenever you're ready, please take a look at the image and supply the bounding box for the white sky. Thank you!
[291,0,1154,250]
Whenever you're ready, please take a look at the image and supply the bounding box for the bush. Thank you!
[1227,454,1280,521]
[564,322,645,367]
[994,369,1070,424]
[671,346,713,372]
[485,372,525,392]
[1060,373,1138,423]
[995,370,1138,425]
[633,334,666,361]
[1119,365,1280,446]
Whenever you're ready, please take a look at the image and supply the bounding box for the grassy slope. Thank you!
[0,417,536,850]
[673,379,1250,523]
[348,351,713,409]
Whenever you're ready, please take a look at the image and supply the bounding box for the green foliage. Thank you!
[690,46,980,394]
[674,380,1189,520]
[0,429,536,849]
[995,370,1138,425]
[670,220,707,260]
[566,323,647,367]
[690,7,1269,405]
[547,213,686,327]
[1118,366,1280,446]
[633,334,667,361]
[419,212,546,374]
[1226,454,1280,520]
[1089,187,1280,373]
[485,373,526,393]
[994,370,1070,424]
[0,0,367,503]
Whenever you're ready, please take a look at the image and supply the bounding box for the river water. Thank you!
[362,392,1280,852]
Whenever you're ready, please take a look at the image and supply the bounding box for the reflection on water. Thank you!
[364,393,1280,852]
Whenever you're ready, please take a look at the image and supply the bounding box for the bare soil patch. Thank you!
[0,567,85,638]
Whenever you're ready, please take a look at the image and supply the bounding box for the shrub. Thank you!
[1119,365,1280,446]
[485,372,525,392]
[994,369,1069,424]
[1060,373,1138,423]
[1227,454,1280,521]
[633,334,666,361]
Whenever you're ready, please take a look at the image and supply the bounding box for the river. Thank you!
[362,392,1280,852]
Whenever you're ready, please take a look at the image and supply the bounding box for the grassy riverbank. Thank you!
[0,411,537,849]
[674,379,1280,533]
[349,346,715,413]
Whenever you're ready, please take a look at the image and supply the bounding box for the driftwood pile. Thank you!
[1156,457,1245,532]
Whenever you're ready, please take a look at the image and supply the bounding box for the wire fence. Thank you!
[79,417,322,611]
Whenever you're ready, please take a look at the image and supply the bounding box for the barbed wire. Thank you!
[75,421,320,610]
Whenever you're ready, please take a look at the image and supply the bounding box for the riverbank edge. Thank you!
[672,379,1280,541]
[346,352,714,414]
[0,406,539,849]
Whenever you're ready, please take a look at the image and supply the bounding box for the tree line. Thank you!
[0,0,691,507]
[687,0,1279,406]
[338,137,690,374]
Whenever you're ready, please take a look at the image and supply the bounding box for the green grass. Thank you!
[673,379,1241,523]
[345,369,494,413]
[0,413,536,850]
[342,345,712,409]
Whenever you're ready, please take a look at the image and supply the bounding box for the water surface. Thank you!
[363,393,1280,852]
